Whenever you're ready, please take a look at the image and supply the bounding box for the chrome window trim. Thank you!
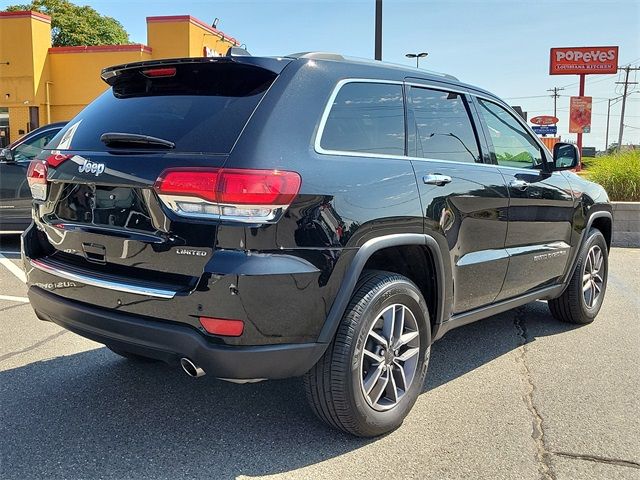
[29,258,177,299]
[314,77,554,173]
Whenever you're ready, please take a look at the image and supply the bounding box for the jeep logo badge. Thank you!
[78,160,105,176]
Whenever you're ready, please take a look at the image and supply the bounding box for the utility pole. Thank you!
[616,65,639,149]
[547,86,564,117]
[374,0,382,61]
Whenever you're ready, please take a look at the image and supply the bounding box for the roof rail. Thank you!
[286,52,345,61]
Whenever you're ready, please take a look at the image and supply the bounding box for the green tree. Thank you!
[6,0,129,47]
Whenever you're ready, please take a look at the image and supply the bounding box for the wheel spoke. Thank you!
[363,348,383,363]
[397,330,419,347]
[382,307,395,344]
[387,371,399,403]
[369,371,389,405]
[583,280,591,292]
[369,330,388,348]
[583,273,591,284]
[594,249,603,272]
[397,347,419,362]
[593,281,602,293]
[393,360,408,391]
[393,306,405,344]
[363,363,385,394]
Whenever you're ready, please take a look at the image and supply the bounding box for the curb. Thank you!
[611,202,640,248]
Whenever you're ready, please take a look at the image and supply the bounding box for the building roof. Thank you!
[0,10,51,24]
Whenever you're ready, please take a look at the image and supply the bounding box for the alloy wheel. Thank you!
[582,245,604,309]
[359,304,420,411]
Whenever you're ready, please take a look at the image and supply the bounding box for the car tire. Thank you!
[107,346,158,362]
[303,270,431,437]
[549,228,608,324]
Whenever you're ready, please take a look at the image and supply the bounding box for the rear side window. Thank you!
[47,62,276,154]
[407,87,480,163]
[320,82,405,156]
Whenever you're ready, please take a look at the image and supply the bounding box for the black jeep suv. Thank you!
[22,53,612,437]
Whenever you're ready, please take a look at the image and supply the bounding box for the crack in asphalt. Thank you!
[551,451,640,470]
[514,307,640,477]
[514,307,556,480]
[0,330,68,363]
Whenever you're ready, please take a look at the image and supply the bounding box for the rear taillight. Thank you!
[26,160,48,201]
[154,168,301,223]
[45,153,73,168]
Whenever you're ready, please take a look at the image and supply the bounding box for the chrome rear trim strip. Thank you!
[29,258,176,299]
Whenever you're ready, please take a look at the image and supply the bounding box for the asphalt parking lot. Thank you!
[0,234,638,480]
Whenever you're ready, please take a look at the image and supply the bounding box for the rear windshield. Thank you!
[47,62,276,154]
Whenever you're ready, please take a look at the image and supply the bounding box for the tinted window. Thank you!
[14,130,59,161]
[408,87,479,162]
[321,82,404,156]
[478,99,543,168]
[47,63,276,154]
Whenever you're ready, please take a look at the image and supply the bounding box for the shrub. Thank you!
[587,150,640,201]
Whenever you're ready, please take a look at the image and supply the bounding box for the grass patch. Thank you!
[586,150,640,201]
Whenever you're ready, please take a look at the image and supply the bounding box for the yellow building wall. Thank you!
[146,19,191,59]
[147,15,238,59]
[48,46,153,123]
[0,11,52,141]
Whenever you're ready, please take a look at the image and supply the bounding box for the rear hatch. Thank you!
[29,58,286,295]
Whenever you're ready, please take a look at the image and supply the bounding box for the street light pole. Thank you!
[405,52,428,68]
[374,0,382,60]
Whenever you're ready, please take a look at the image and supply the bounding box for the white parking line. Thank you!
[0,294,29,303]
[0,253,26,283]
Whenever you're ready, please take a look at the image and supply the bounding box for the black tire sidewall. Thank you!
[343,278,430,435]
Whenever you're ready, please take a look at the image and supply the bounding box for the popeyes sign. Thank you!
[550,46,618,75]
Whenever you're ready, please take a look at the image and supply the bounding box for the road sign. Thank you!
[530,115,559,125]
[531,125,557,135]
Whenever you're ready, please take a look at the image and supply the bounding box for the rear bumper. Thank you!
[28,286,327,380]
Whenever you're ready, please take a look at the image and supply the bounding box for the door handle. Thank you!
[509,179,529,191]
[423,174,452,186]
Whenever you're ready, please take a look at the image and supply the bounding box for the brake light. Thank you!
[142,67,177,78]
[199,316,244,337]
[26,160,48,200]
[154,168,301,223]
[46,153,73,168]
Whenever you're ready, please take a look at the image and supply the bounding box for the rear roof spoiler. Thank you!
[101,56,291,85]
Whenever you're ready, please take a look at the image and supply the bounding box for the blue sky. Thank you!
[3,0,639,148]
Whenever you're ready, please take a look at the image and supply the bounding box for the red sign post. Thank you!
[550,46,619,168]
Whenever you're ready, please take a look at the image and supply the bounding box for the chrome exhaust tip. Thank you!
[180,357,205,378]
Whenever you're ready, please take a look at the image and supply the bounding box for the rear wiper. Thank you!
[100,132,175,149]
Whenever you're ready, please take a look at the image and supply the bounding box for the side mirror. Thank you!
[552,142,580,171]
[0,148,14,162]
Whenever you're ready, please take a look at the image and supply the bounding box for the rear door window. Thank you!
[407,86,480,162]
[320,82,405,156]
[47,62,276,154]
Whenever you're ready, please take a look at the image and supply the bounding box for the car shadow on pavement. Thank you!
[0,300,580,479]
